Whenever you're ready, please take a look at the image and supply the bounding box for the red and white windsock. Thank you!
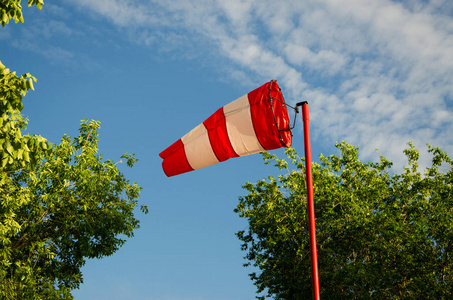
[159,80,292,177]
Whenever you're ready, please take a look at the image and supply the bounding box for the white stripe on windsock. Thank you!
[181,123,220,170]
[224,94,265,156]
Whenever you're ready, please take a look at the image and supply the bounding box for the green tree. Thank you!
[1,2,146,299]
[1,119,145,299]
[235,143,453,299]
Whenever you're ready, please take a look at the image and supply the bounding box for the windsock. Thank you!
[159,80,292,177]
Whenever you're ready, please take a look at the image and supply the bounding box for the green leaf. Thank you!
[28,78,34,90]
[23,150,30,162]
[4,140,13,155]
[2,12,9,24]
[17,149,23,160]
[1,156,7,168]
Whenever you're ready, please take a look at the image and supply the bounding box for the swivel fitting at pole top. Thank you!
[298,101,310,122]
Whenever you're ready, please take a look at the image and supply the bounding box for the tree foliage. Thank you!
[1,119,144,299]
[1,0,44,27]
[1,3,146,299]
[0,61,47,169]
[235,143,453,299]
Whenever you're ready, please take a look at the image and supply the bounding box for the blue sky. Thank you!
[1,0,452,299]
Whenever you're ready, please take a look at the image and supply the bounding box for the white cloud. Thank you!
[40,20,73,39]
[10,38,74,64]
[73,0,157,27]
[66,0,453,169]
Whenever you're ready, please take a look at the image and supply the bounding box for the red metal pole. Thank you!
[298,101,320,300]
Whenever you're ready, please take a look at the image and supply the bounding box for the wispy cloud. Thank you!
[56,0,453,167]
[73,0,158,27]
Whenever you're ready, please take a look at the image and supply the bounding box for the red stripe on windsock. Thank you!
[249,81,291,150]
[159,139,194,177]
[203,107,239,162]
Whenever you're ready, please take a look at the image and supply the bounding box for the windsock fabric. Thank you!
[159,81,292,177]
